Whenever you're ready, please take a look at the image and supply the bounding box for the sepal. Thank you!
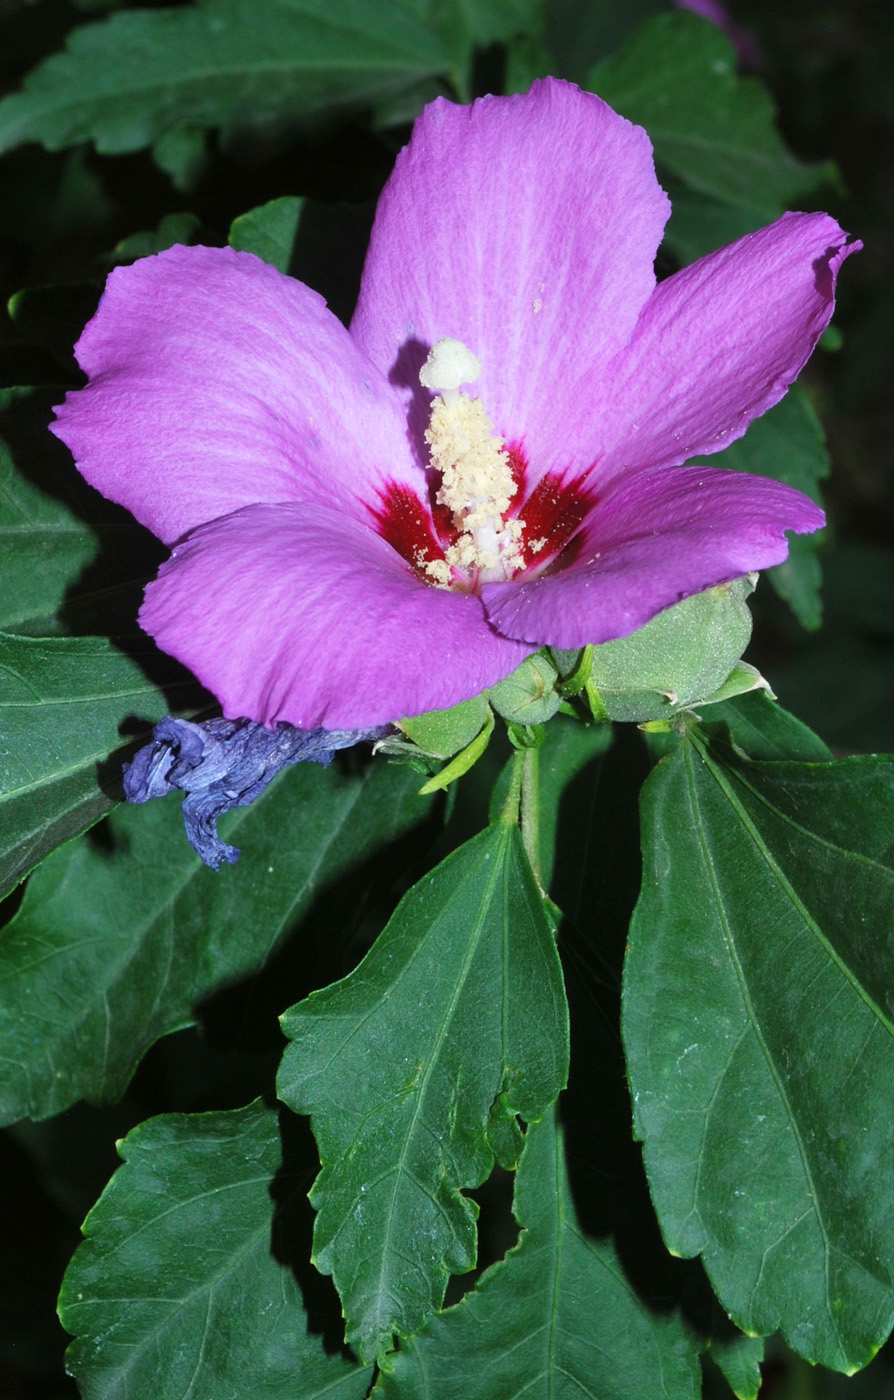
[487,652,562,725]
[552,576,757,723]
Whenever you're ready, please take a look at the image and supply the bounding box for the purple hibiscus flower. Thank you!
[52,79,856,731]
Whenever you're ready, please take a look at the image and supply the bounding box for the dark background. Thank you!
[0,2,891,1396]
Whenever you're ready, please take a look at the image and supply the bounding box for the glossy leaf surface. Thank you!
[379,1108,701,1400]
[0,632,194,899]
[0,385,164,637]
[278,822,569,1361]
[625,726,894,1371]
[60,1100,372,1400]
[229,195,305,273]
[589,11,834,219]
[0,759,433,1123]
[0,0,446,157]
[706,691,832,764]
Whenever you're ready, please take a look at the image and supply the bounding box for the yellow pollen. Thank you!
[419,338,525,584]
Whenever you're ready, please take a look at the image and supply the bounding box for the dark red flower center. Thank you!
[371,442,595,589]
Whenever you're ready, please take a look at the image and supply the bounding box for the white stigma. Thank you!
[420,337,524,586]
[419,337,482,407]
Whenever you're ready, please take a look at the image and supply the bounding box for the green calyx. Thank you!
[379,577,768,796]
[376,693,495,795]
[553,576,770,724]
[487,652,562,725]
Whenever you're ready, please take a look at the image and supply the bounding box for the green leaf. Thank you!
[445,0,543,48]
[151,122,208,190]
[691,390,830,630]
[229,195,374,324]
[705,691,832,764]
[503,32,552,94]
[0,0,447,158]
[0,404,103,632]
[109,211,204,263]
[0,758,432,1124]
[0,386,166,637]
[707,1327,764,1400]
[278,822,569,1361]
[402,0,542,57]
[484,725,717,1400]
[230,195,305,274]
[0,633,198,901]
[624,729,894,1370]
[543,0,663,88]
[378,1108,701,1400]
[660,179,770,265]
[60,1100,372,1400]
[589,12,834,219]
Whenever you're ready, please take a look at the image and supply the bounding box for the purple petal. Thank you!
[482,465,825,648]
[140,503,532,728]
[588,213,858,488]
[351,77,669,485]
[52,245,416,546]
[124,715,387,869]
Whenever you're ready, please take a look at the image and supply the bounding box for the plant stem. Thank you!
[499,747,525,827]
[520,744,541,887]
[498,743,542,886]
